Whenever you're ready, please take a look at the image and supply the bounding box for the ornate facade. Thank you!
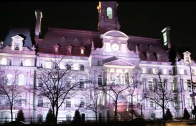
[0,1,196,123]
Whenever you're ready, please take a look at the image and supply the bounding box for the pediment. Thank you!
[104,59,135,68]
[11,35,24,40]
[101,30,129,40]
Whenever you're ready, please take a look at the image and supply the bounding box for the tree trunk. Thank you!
[114,104,117,121]
[162,107,166,126]
[10,105,13,121]
[95,112,97,122]
[52,106,55,124]
[55,107,58,124]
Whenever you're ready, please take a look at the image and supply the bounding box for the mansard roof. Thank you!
[37,27,169,62]
[3,28,33,49]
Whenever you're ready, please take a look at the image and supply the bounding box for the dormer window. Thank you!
[53,44,59,53]
[66,45,72,55]
[80,46,85,55]
[11,35,24,51]
[107,7,112,19]
[183,51,191,64]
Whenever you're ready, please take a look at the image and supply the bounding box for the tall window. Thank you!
[80,64,84,71]
[66,64,71,70]
[107,7,112,19]
[80,99,85,107]
[105,43,111,52]
[80,79,84,88]
[121,44,126,54]
[81,49,84,55]
[66,114,71,122]
[150,101,154,107]
[18,74,24,86]
[25,59,31,66]
[66,100,71,107]
[38,97,43,107]
[17,96,22,106]
[7,74,13,85]
[1,58,7,65]
[66,78,71,88]
[98,75,102,86]
[7,58,12,66]
[148,80,153,90]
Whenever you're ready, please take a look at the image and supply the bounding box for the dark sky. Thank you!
[0,2,196,58]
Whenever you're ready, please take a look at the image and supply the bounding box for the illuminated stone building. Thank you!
[0,1,196,122]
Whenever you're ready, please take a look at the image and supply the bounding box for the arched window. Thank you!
[7,74,13,85]
[18,74,24,86]
[107,7,112,19]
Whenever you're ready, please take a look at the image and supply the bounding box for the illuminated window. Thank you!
[163,32,167,45]
[73,63,79,70]
[121,44,126,54]
[81,49,84,54]
[60,63,65,69]
[45,62,52,69]
[183,51,191,63]
[18,74,24,86]
[1,58,7,65]
[105,43,111,52]
[25,59,31,66]
[107,7,112,19]
[7,74,13,85]
[152,68,157,74]
[163,69,167,75]
[142,67,146,73]
[180,69,184,75]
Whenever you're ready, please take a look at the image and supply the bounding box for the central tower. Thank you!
[97,1,120,33]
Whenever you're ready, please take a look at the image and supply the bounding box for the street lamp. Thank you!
[186,60,196,123]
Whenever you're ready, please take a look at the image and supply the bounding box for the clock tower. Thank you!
[97,1,121,34]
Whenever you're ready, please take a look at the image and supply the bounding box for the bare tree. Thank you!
[125,82,143,120]
[85,86,105,122]
[0,71,23,121]
[101,81,137,121]
[143,71,175,126]
[33,56,87,124]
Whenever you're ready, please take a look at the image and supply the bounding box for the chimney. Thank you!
[35,10,43,45]
[161,26,171,50]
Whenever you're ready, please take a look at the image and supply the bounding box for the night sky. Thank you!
[0,2,196,59]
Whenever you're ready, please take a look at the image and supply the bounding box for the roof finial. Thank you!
[91,41,95,51]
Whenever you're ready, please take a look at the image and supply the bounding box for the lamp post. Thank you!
[186,60,196,123]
